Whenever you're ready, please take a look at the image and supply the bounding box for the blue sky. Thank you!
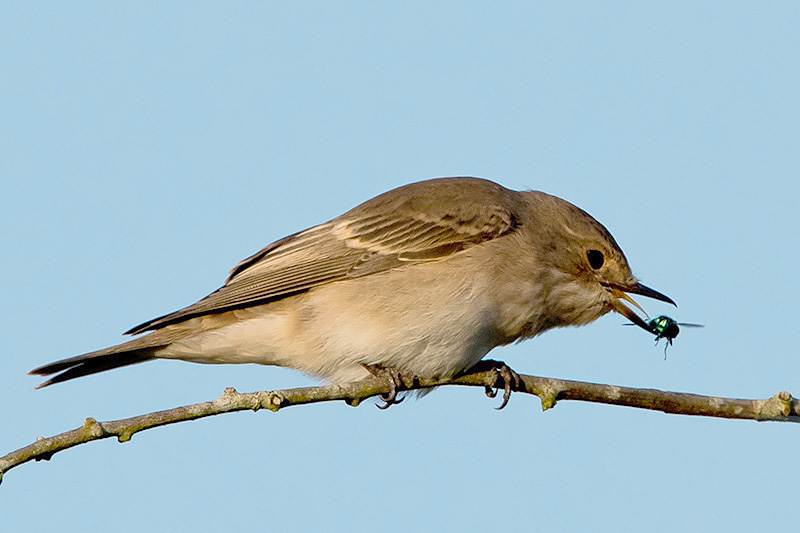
[2,2,799,531]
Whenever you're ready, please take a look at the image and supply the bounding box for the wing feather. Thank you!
[126,177,520,334]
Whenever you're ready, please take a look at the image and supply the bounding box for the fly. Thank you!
[625,315,703,359]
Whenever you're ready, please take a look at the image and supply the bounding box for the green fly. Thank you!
[625,315,703,359]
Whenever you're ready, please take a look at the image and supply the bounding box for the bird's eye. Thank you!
[587,249,604,269]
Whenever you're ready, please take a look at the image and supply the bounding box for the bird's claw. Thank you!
[363,365,407,409]
[480,360,522,410]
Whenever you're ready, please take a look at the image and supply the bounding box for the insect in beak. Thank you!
[604,281,675,333]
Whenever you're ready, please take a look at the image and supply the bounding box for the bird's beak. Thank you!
[605,282,676,332]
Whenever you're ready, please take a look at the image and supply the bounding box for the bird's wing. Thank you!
[126,178,519,334]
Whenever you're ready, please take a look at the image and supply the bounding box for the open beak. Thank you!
[605,282,676,332]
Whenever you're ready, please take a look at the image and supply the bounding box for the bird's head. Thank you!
[525,192,675,331]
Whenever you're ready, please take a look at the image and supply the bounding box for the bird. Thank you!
[30,177,674,404]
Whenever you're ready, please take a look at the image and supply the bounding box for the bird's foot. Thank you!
[362,364,409,409]
[474,359,522,410]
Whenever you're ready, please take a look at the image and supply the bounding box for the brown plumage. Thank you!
[30,177,674,389]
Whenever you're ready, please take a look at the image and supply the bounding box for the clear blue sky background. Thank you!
[2,3,798,531]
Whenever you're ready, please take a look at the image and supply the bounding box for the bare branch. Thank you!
[2,364,798,484]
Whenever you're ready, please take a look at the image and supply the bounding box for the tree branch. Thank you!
[2,363,798,484]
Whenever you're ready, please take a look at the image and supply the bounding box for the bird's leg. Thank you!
[362,364,408,409]
[471,359,522,410]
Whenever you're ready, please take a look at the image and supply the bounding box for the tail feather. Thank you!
[30,348,160,389]
[31,315,212,388]
[29,327,191,388]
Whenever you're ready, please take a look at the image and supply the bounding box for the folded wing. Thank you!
[127,177,520,334]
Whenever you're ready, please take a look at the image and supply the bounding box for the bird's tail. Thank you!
[28,328,186,388]
[30,348,159,389]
